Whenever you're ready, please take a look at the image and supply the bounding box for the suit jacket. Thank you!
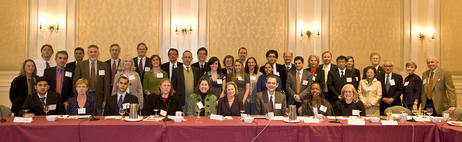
[259,63,287,92]
[65,61,77,73]
[352,68,361,87]
[286,69,313,104]
[284,64,296,73]
[308,67,325,90]
[254,91,287,116]
[161,62,183,79]
[216,97,244,116]
[43,67,74,101]
[377,72,403,114]
[363,66,385,78]
[19,92,65,116]
[73,60,111,109]
[326,68,358,102]
[133,57,151,84]
[105,58,121,84]
[171,65,200,107]
[301,98,334,116]
[319,64,338,92]
[142,94,181,116]
[191,62,208,76]
[421,68,456,115]
[104,93,139,116]
[67,95,96,115]
[10,75,38,115]
[403,74,422,107]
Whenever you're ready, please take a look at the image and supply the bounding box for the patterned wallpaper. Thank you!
[209,0,287,65]
[442,0,462,74]
[78,0,161,60]
[331,0,403,71]
[0,0,26,70]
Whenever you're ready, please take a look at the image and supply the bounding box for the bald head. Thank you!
[383,60,393,74]
[426,56,439,70]
[283,51,294,65]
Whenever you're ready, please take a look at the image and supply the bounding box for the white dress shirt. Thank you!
[34,58,56,76]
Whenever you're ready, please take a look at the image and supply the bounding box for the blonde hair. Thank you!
[75,78,89,87]
[339,84,360,103]
[405,61,417,69]
[154,78,176,96]
[224,82,239,98]
[231,60,245,82]
[118,56,136,72]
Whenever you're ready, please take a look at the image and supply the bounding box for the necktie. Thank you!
[138,58,143,74]
[323,65,329,92]
[340,70,344,78]
[40,97,46,105]
[427,71,434,99]
[111,60,117,84]
[56,68,62,94]
[186,66,190,72]
[169,64,174,80]
[118,95,124,109]
[200,64,204,69]
[296,71,301,95]
[269,95,274,112]
[90,61,96,90]
[385,74,390,92]
[287,66,290,70]
[46,61,50,69]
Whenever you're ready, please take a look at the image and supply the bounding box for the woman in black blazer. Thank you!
[403,61,422,110]
[301,82,334,116]
[67,78,96,115]
[9,59,38,116]
[346,56,361,87]
[142,79,181,116]
[307,55,325,89]
[217,82,243,116]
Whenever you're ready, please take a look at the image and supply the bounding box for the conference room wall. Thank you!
[441,0,462,75]
[0,0,27,70]
[77,0,161,60]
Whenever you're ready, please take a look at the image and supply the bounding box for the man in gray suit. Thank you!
[73,45,110,115]
[255,75,287,116]
[286,56,313,106]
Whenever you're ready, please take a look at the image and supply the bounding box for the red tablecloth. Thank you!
[0,116,460,142]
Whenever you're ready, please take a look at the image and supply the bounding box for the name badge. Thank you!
[355,77,359,81]
[346,77,352,83]
[423,79,427,84]
[144,67,150,72]
[129,75,136,80]
[238,77,243,81]
[312,76,316,81]
[48,104,56,110]
[65,71,72,77]
[99,70,105,75]
[78,108,86,114]
[160,109,167,116]
[404,81,409,86]
[217,79,223,84]
[123,103,130,109]
[320,105,327,113]
[156,73,164,78]
[275,104,282,109]
[251,76,257,81]
[196,102,204,109]
[390,80,395,86]
[302,80,308,86]
[352,109,360,116]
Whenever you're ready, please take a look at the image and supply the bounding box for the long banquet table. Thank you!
[0,116,460,142]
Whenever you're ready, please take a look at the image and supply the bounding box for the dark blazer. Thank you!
[254,91,287,116]
[377,72,403,115]
[286,69,313,104]
[191,62,208,76]
[403,73,422,108]
[284,64,296,73]
[161,62,183,79]
[104,93,139,116]
[133,57,151,84]
[142,94,181,116]
[43,67,74,101]
[216,97,243,116]
[259,63,287,92]
[67,95,96,115]
[65,61,77,73]
[104,58,121,84]
[73,60,111,109]
[363,66,385,78]
[171,65,200,107]
[335,100,366,116]
[326,68,357,102]
[10,75,38,115]
[308,67,325,89]
[19,92,65,116]
[319,64,338,92]
[301,98,334,116]
[351,68,361,87]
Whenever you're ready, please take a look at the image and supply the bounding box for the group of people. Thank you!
[9,43,457,118]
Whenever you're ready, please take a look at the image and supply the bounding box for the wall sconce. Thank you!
[300,29,320,38]
[418,31,435,40]
[175,24,192,35]
[39,22,60,33]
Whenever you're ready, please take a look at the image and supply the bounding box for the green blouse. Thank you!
[186,93,217,116]
[143,70,168,95]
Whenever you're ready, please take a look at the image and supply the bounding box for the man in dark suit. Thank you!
[19,77,65,116]
[363,52,385,78]
[259,50,287,92]
[133,43,151,84]
[377,60,403,115]
[172,51,200,112]
[326,56,357,103]
[105,44,121,88]
[286,56,313,107]
[255,75,287,116]
[43,51,73,104]
[161,48,183,80]
[283,51,296,72]
[104,76,139,116]
[319,51,338,97]
[191,47,208,76]
[66,47,84,73]
[73,45,111,115]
